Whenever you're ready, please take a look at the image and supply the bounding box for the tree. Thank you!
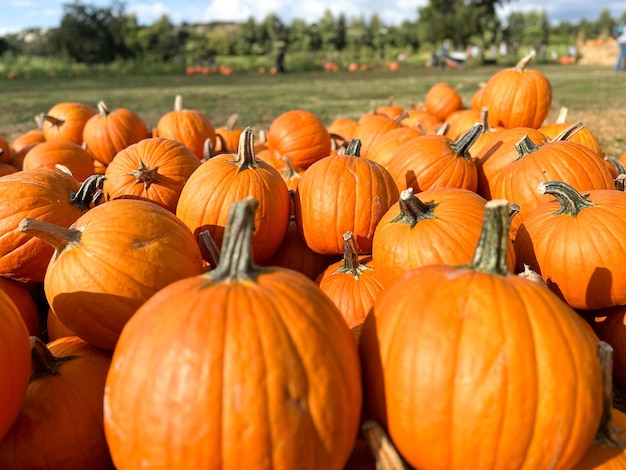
[51,0,132,64]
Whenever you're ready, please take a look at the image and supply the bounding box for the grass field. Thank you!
[1,62,625,156]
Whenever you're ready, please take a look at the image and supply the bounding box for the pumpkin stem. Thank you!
[203,137,217,160]
[513,135,541,160]
[173,94,184,112]
[391,188,437,228]
[129,161,159,190]
[449,122,484,160]
[605,156,626,191]
[467,199,510,275]
[592,341,626,449]
[97,100,110,117]
[513,50,536,71]
[42,115,65,128]
[225,113,239,130]
[234,127,259,172]
[18,217,81,254]
[551,121,584,142]
[518,264,546,285]
[29,336,76,382]
[362,420,408,470]
[345,138,362,157]
[555,106,568,124]
[69,174,106,211]
[537,180,594,216]
[616,174,626,192]
[331,231,373,279]
[436,122,450,136]
[206,196,262,283]
[199,229,221,270]
[34,112,44,129]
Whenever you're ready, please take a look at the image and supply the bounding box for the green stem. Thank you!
[30,336,76,382]
[467,199,510,275]
[537,180,594,216]
[514,135,542,161]
[205,196,262,283]
[449,122,484,160]
[344,138,362,157]
[69,174,106,211]
[391,188,437,228]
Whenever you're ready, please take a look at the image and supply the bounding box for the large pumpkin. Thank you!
[21,140,95,182]
[103,197,362,469]
[515,180,626,310]
[19,198,204,350]
[176,127,291,264]
[478,51,552,129]
[295,139,399,255]
[0,336,114,469]
[359,200,603,469]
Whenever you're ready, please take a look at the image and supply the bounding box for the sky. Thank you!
[1,0,625,37]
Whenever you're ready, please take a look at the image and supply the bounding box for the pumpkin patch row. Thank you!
[1,51,626,469]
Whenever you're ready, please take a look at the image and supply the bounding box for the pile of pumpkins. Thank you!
[1,50,626,469]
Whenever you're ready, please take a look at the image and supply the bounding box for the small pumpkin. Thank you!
[42,101,97,145]
[423,82,464,121]
[155,94,216,160]
[82,100,150,166]
[22,140,95,182]
[214,113,244,153]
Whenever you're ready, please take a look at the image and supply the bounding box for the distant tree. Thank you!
[233,17,258,55]
[135,15,187,62]
[287,19,312,52]
[318,10,340,53]
[0,37,9,56]
[51,0,132,64]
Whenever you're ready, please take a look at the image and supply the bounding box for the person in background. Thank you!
[615,22,626,72]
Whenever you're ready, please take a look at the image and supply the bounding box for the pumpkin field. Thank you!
[1,54,626,469]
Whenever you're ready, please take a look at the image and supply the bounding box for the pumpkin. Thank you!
[295,139,399,255]
[386,122,482,192]
[103,137,201,213]
[444,108,481,141]
[155,94,216,160]
[315,231,383,342]
[47,307,76,341]
[399,107,442,135]
[0,289,31,441]
[0,336,114,469]
[372,187,513,288]
[22,140,95,182]
[359,199,603,469]
[266,109,331,170]
[478,51,552,129]
[515,180,626,310]
[327,116,358,142]
[19,198,204,350]
[0,277,41,337]
[489,134,615,239]
[214,113,244,152]
[42,101,97,144]
[10,114,45,154]
[351,113,404,160]
[423,82,464,121]
[374,97,405,120]
[176,127,291,264]
[0,167,88,282]
[0,162,19,176]
[82,100,150,166]
[103,197,362,469]
[366,126,421,170]
[539,107,604,160]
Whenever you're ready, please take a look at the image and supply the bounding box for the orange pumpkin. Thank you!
[478,51,552,129]
[103,137,201,213]
[21,140,95,182]
[82,100,150,166]
[0,167,85,282]
[266,109,331,170]
[176,127,291,264]
[47,307,76,341]
[315,231,383,342]
[0,277,41,337]
[0,336,114,469]
[359,200,603,469]
[20,198,204,350]
[295,139,399,255]
[0,289,31,441]
[351,113,403,160]
[0,133,11,164]
[327,116,358,142]
[42,101,97,144]
[104,197,362,470]
[515,180,626,310]
[366,126,421,170]
[214,113,244,153]
[423,82,464,121]
[155,94,216,160]
[10,115,46,154]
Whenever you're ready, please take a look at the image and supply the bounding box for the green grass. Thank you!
[1,63,625,153]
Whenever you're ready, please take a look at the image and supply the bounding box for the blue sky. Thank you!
[1,0,625,37]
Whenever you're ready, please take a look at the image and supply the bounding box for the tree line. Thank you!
[1,0,625,65]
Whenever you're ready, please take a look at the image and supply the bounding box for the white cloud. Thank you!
[129,2,185,24]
